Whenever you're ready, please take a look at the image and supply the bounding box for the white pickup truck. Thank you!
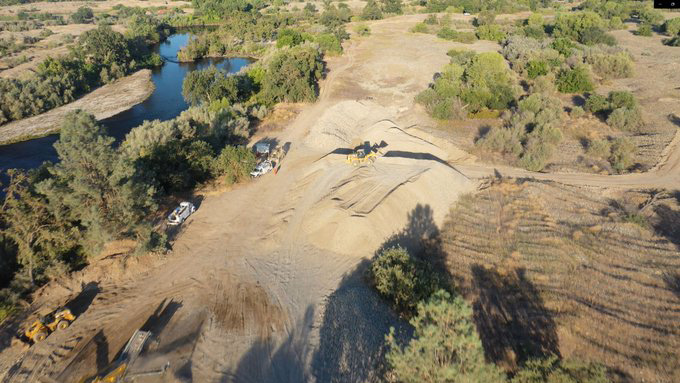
[167,202,196,225]
[250,160,273,178]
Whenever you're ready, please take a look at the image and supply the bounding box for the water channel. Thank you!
[0,32,252,174]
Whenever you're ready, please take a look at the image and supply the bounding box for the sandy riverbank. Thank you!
[0,69,154,145]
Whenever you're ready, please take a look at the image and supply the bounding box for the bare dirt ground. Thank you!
[0,69,154,144]
[0,12,679,383]
[0,0,190,17]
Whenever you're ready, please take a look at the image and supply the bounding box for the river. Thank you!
[0,33,252,176]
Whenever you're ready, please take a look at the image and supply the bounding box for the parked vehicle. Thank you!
[251,160,273,178]
[254,143,270,160]
[167,202,196,225]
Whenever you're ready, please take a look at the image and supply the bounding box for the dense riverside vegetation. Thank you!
[0,23,168,125]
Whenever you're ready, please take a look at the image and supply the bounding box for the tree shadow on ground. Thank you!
[652,204,680,247]
[311,260,412,383]
[471,265,560,369]
[139,299,182,336]
[64,281,100,317]
[378,204,447,275]
[231,306,315,383]
[663,272,680,299]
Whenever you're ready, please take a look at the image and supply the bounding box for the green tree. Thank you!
[370,247,441,316]
[39,111,155,252]
[212,145,256,184]
[76,25,131,81]
[361,0,383,20]
[182,66,244,105]
[385,290,507,383]
[1,170,79,285]
[261,44,324,103]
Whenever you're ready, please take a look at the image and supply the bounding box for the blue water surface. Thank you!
[0,33,251,173]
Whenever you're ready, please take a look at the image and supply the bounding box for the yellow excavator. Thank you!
[19,308,76,344]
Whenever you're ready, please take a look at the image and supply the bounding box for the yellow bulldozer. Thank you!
[19,307,76,344]
[346,148,377,166]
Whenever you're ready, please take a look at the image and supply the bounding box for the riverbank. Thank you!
[0,69,154,146]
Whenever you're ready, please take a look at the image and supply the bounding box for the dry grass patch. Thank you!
[441,179,680,382]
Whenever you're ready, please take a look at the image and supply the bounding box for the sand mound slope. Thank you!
[276,119,475,256]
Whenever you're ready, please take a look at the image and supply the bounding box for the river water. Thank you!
[0,33,251,175]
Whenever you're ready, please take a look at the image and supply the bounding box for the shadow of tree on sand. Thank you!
[471,265,559,369]
[311,260,412,383]
[378,204,448,273]
[231,306,315,383]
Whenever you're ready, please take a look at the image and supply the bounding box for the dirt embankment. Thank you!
[0,69,154,145]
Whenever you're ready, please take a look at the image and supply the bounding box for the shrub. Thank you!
[476,24,506,42]
[512,356,609,383]
[585,50,633,80]
[424,14,438,25]
[474,10,496,26]
[354,23,371,36]
[386,290,507,383]
[570,105,585,119]
[369,247,441,316]
[586,138,611,159]
[637,6,664,26]
[607,107,643,132]
[71,6,94,23]
[411,22,428,33]
[551,37,576,56]
[530,74,557,94]
[315,33,342,55]
[636,23,652,36]
[580,26,616,46]
[526,59,549,79]
[361,0,383,20]
[478,93,564,170]
[584,93,608,113]
[437,26,458,40]
[665,36,680,46]
[276,29,304,48]
[663,17,680,36]
[556,65,594,93]
[382,0,403,14]
[417,51,517,119]
[609,137,635,173]
[609,16,625,30]
[553,11,606,42]
[608,90,637,110]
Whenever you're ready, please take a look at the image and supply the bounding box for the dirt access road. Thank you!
[1,13,680,383]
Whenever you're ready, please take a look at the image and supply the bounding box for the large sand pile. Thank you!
[280,118,475,256]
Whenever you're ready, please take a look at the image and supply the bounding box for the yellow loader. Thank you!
[346,148,377,166]
[20,307,75,343]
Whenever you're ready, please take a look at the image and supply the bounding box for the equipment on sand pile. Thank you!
[84,330,156,383]
[346,148,377,166]
[19,308,75,344]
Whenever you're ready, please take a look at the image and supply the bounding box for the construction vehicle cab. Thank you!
[20,308,75,343]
